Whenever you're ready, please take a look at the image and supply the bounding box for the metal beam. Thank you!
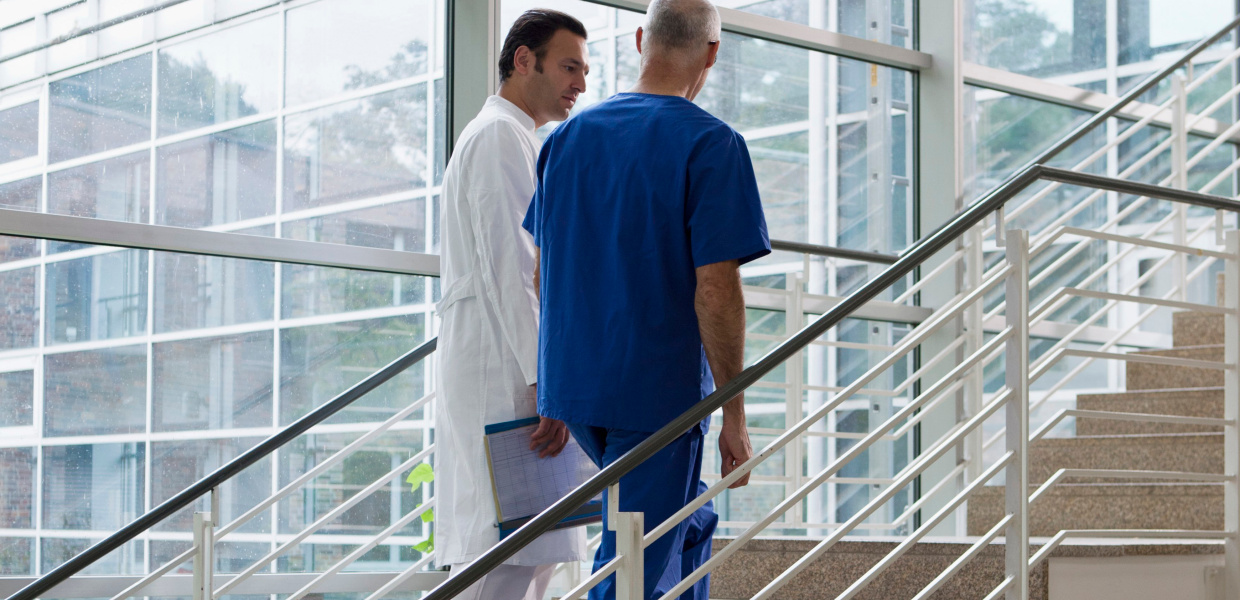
[964,62,1240,144]
[584,0,932,72]
[0,208,441,277]
[0,572,449,599]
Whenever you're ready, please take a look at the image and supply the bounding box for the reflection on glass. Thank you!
[0,538,32,575]
[279,314,425,425]
[156,121,277,228]
[153,332,274,432]
[0,268,39,350]
[42,442,145,530]
[282,200,427,318]
[151,437,270,533]
[0,448,34,528]
[285,0,432,106]
[1118,0,1233,65]
[158,16,280,135]
[0,176,41,263]
[697,33,810,130]
[41,538,145,575]
[47,151,150,238]
[154,252,274,332]
[284,86,428,211]
[279,432,425,537]
[0,102,38,164]
[0,371,34,427]
[966,0,1103,77]
[49,54,152,163]
[46,249,148,344]
[44,345,147,436]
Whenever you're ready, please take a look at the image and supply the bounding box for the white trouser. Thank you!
[447,562,556,600]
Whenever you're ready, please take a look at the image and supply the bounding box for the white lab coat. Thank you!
[434,96,588,567]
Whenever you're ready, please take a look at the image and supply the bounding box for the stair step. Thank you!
[968,484,1222,536]
[708,537,1036,600]
[1075,387,1223,435]
[1125,345,1225,391]
[1172,311,1224,348]
[1028,433,1222,483]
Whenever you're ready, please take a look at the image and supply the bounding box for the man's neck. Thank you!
[497,83,545,129]
[630,65,699,100]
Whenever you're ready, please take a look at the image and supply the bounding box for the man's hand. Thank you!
[719,406,753,488]
[530,416,570,458]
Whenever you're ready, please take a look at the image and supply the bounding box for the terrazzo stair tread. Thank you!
[967,483,1223,537]
[1172,311,1225,347]
[1027,433,1222,484]
[708,536,1223,600]
[1075,387,1223,435]
[1126,345,1226,391]
[708,537,1047,600]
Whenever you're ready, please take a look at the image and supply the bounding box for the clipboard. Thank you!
[483,417,603,538]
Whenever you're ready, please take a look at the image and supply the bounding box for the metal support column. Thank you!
[1172,74,1189,300]
[609,483,645,600]
[1004,229,1030,600]
[446,0,500,158]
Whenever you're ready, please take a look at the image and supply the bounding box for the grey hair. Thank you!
[643,0,721,51]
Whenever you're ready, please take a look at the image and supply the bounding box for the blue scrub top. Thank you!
[522,92,770,433]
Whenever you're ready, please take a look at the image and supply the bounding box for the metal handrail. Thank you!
[769,239,898,264]
[425,12,1240,590]
[7,336,439,600]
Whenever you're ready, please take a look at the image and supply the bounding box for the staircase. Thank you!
[707,305,1230,600]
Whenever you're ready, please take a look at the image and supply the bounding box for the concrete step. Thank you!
[1028,433,1222,484]
[1172,311,1224,348]
[968,483,1222,536]
[1125,345,1225,391]
[708,537,1223,600]
[1075,387,1223,435]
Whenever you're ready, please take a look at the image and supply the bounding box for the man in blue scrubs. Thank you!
[522,0,770,598]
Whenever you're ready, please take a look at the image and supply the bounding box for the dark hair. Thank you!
[498,9,587,83]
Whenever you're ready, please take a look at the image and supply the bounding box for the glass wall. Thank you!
[0,0,442,576]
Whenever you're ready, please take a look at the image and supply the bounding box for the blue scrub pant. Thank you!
[566,424,718,600]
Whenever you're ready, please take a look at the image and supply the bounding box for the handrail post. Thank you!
[1224,231,1239,597]
[1172,74,1189,300]
[1003,230,1030,600]
[192,490,216,600]
[609,484,644,600]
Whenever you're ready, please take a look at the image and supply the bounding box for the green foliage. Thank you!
[407,462,435,553]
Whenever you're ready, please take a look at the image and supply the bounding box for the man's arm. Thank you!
[527,246,569,457]
[695,259,752,488]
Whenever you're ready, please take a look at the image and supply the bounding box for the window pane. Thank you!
[0,177,40,264]
[153,252,274,333]
[44,345,147,436]
[47,151,151,236]
[281,200,427,318]
[0,101,38,164]
[1118,0,1234,65]
[285,0,432,106]
[45,249,148,344]
[157,16,280,135]
[283,85,428,212]
[42,442,146,530]
[0,448,35,528]
[41,538,144,575]
[0,538,32,575]
[0,267,39,350]
[0,21,40,88]
[151,437,270,533]
[49,54,152,164]
[153,332,274,432]
[966,0,1105,77]
[156,120,277,228]
[279,432,426,536]
[279,314,425,425]
[0,371,34,427]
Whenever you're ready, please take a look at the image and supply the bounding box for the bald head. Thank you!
[643,0,721,54]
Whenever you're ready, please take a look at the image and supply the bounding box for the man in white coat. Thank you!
[434,9,591,600]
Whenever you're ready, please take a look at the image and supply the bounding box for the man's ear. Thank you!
[635,27,644,54]
[513,45,534,76]
[705,39,720,69]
